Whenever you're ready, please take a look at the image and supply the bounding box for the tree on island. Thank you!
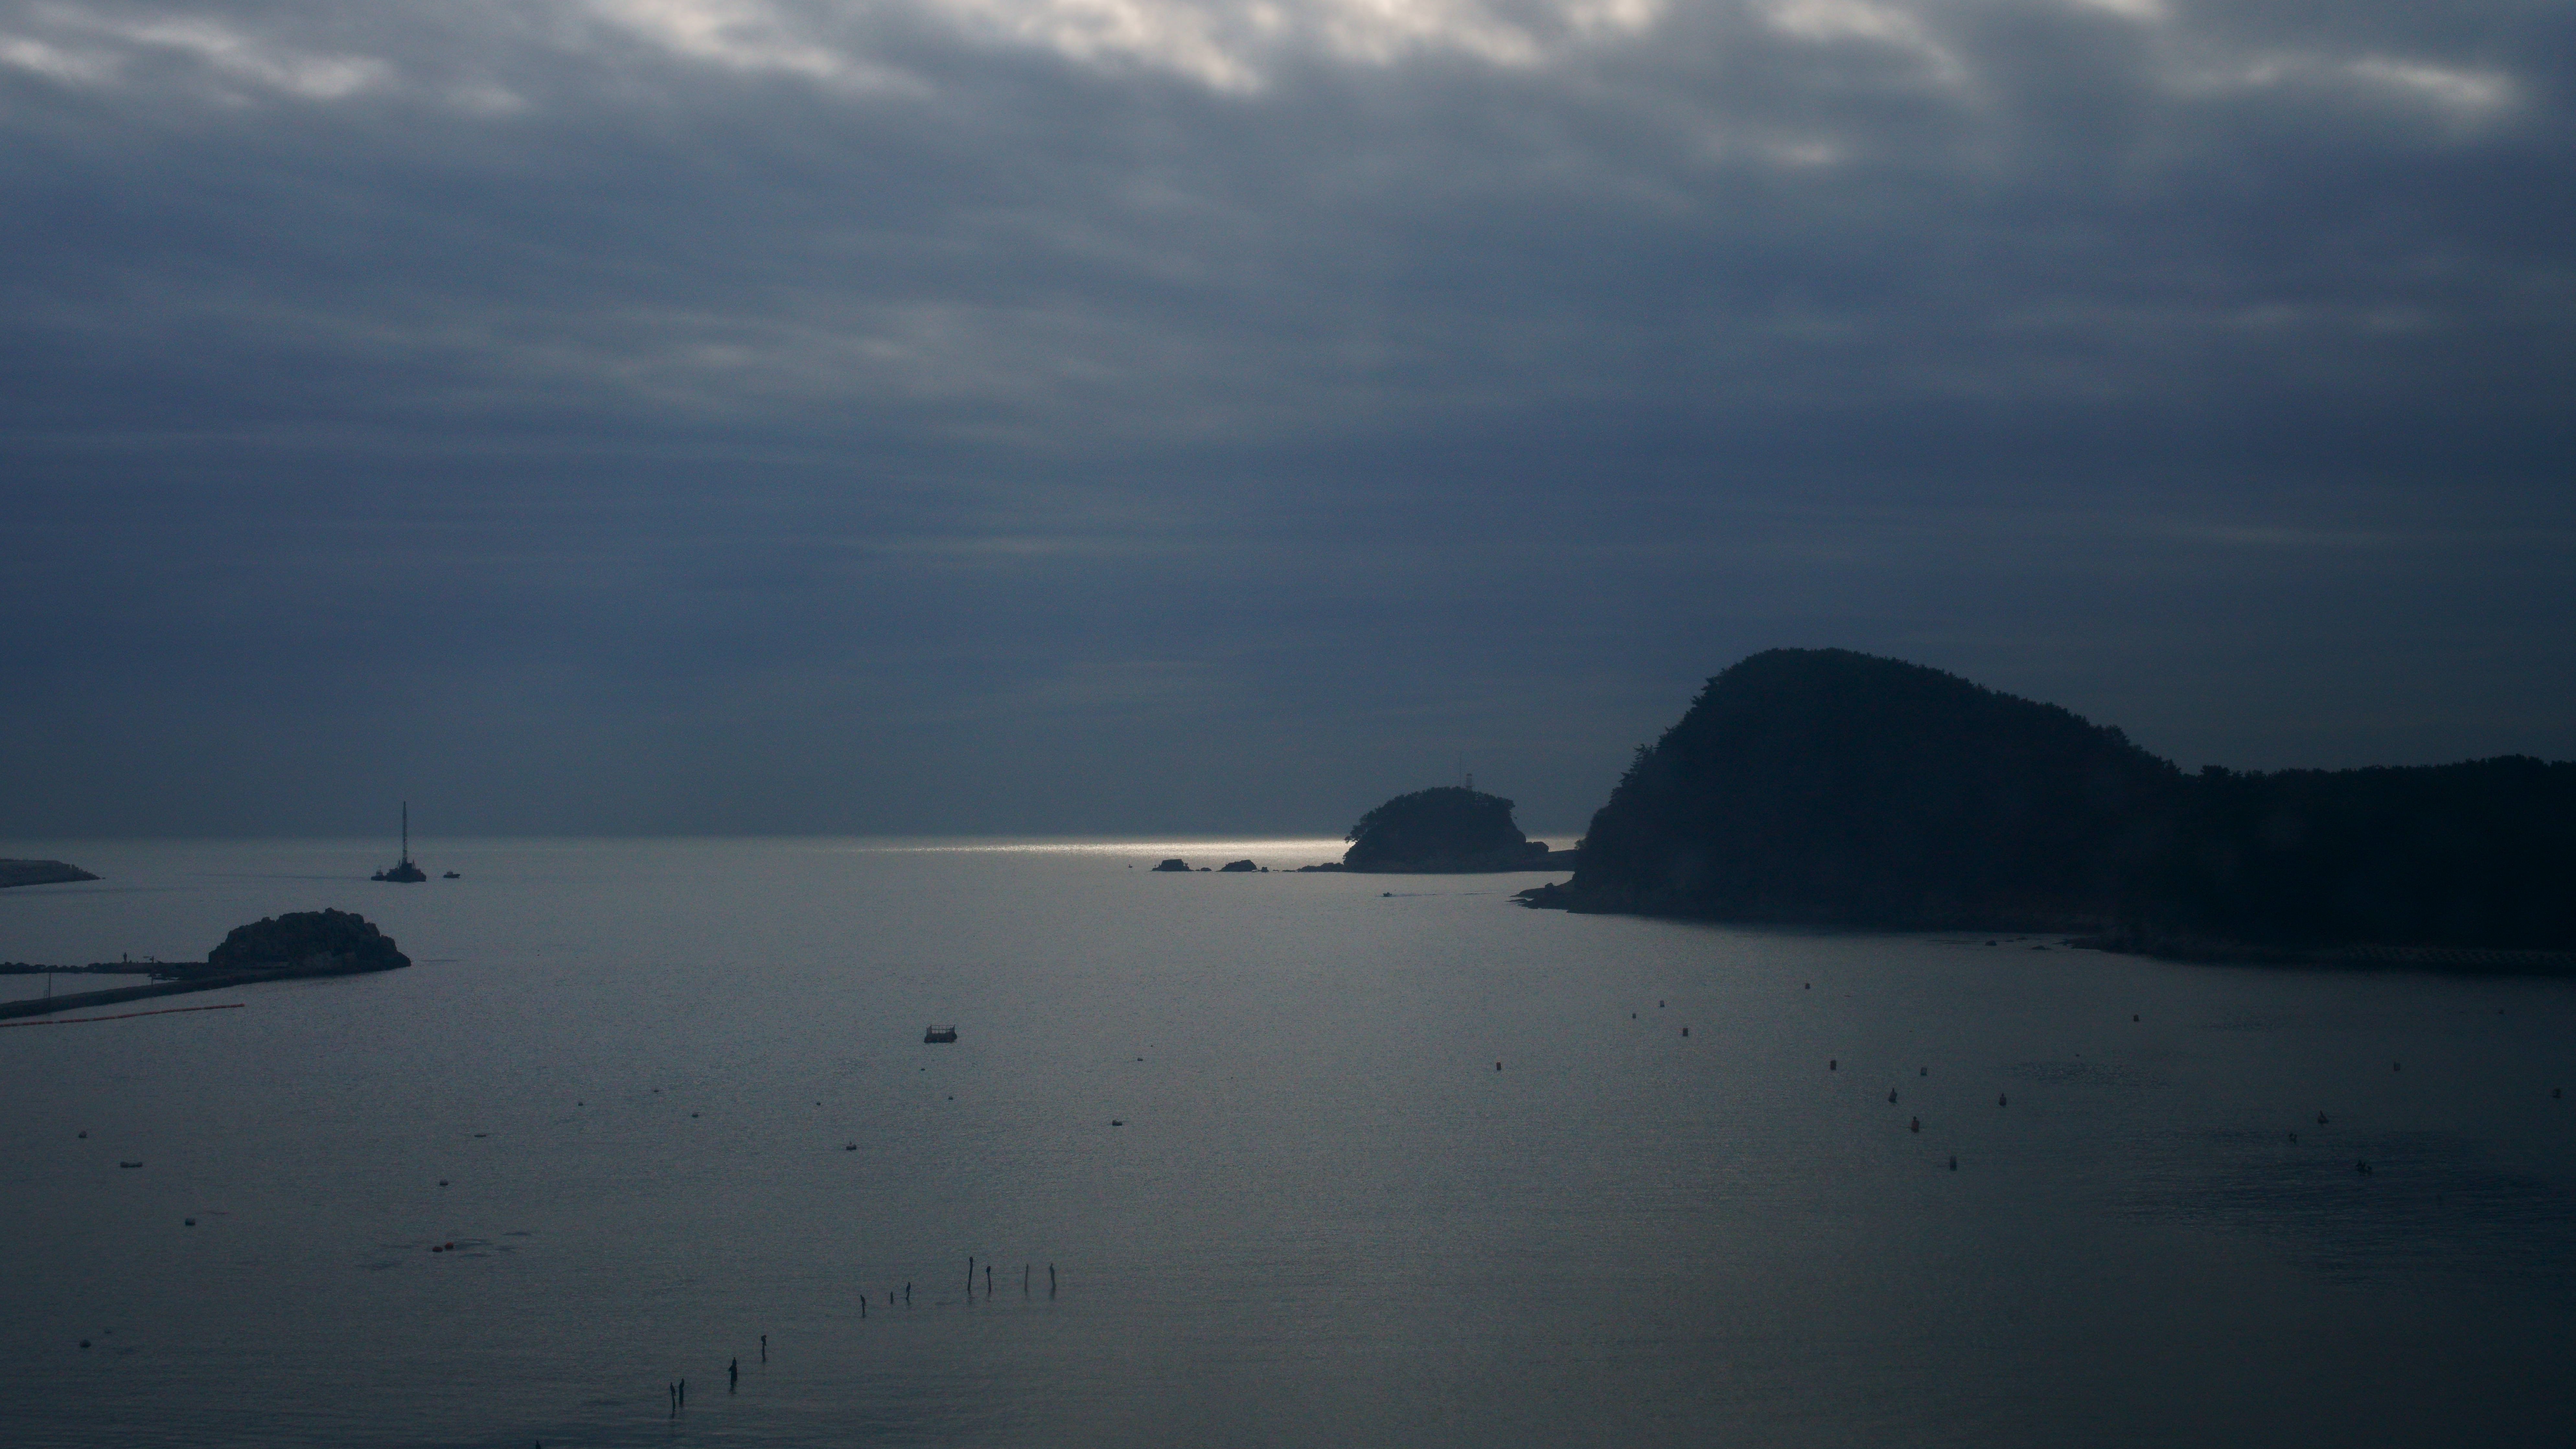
[1344,786,1548,871]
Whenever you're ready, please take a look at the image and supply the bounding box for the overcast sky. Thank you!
[3,0,2570,837]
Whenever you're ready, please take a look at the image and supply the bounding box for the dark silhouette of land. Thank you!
[0,909,411,1020]
[1520,649,2576,966]
[1313,786,1577,873]
[0,859,98,889]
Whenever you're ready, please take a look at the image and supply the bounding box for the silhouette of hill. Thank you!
[1340,786,1565,872]
[2125,757,2576,953]
[0,859,98,889]
[1526,649,2576,959]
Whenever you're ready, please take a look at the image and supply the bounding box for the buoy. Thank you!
[2555,1088,2563,1099]
[2317,1112,2328,1125]
[439,1179,449,1187]
[1909,1117,1920,1133]
[1948,1156,1957,1171]
[1920,1066,1928,1076]
[1997,1094,2007,1106]
[2392,1062,2401,1072]
[2356,1160,2371,1174]
[1681,1027,1689,1037]
[1888,1089,1897,1103]
[2133,1015,2140,1022]
[1495,1062,1502,1070]
[2289,1132,2298,1143]
[184,1218,195,1226]
[1829,1059,1837,1070]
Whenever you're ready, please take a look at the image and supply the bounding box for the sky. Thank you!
[2,0,2571,838]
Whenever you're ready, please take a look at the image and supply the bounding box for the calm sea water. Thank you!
[3,837,2573,1448]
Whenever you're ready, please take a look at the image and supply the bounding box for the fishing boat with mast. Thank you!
[371,803,428,882]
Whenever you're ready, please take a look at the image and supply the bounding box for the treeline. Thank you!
[1544,649,2576,953]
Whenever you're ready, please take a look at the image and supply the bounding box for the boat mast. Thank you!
[402,801,409,865]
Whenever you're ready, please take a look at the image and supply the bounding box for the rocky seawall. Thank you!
[0,954,397,1021]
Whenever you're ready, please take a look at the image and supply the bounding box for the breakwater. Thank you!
[0,956,402,1021]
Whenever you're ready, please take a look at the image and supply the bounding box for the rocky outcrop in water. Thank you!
[195,908,411,978]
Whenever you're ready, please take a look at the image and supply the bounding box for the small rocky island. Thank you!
[0,909,411,1020]
[0,859,99,889]
[1304,786,1578,873]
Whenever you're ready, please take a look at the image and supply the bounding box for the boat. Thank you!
[371,803,428,882]
[923,1025,958,1044]
[442,871,460,879]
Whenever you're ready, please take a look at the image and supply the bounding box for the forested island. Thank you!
[1305,786,1577,873]
[1519,649,2576,965]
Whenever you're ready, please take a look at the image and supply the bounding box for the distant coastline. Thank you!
[0,859,98,890]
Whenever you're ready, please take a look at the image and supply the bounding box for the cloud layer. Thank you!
[3,0,2571,834]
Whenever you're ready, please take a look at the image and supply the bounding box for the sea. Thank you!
[2,836,2572,1448]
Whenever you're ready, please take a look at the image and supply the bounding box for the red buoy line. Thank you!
[0,1003,245,1029]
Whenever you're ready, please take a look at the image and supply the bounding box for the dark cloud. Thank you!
[3,0,2571,835]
